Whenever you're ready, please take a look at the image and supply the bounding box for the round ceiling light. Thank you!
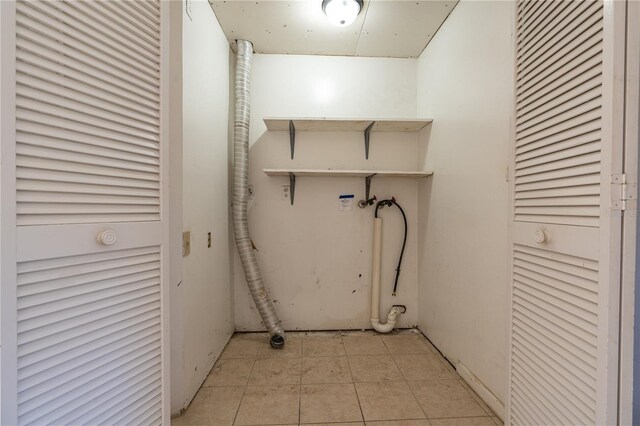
[322,0,363,27]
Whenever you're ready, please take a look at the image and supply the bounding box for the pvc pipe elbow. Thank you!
[371,319,396,333]
[371,306,403,333]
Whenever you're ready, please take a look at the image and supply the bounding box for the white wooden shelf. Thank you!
[264,118,432,132]
[263,117,433,159]
[263,169,433,178]
[263,169,433,205]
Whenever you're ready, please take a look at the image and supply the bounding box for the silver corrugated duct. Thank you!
[233,40,285,348]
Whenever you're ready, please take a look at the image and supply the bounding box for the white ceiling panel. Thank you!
[208,0,458,58]
[355,1,456,57]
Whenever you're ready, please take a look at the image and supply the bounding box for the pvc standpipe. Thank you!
[370,217,403,333]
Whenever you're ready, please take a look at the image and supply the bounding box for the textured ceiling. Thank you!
[208,0,458,58]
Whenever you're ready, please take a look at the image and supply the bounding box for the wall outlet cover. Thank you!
[281,185,290,200]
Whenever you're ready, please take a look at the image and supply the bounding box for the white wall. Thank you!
[416,0,514,406]
[171,0,233,414]
[233,54,422,331]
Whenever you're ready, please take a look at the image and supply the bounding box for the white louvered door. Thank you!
[2,1,170,424]
[509,1,625,425]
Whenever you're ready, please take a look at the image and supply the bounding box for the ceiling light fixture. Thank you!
[322,0,363,27]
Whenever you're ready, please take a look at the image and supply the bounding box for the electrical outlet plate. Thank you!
[183,231,191,256]
[281,185,290,201]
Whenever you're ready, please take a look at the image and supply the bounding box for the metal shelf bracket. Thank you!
[364,121,375,159]
[365,173,377,201]
[289,172,296,205]
[289,120,296,159]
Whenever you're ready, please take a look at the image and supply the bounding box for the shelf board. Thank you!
[263,118,432,132]
[263,169,433,178]
[264,169,432,205]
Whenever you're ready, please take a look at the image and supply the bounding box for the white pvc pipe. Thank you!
[370,217,403,333]
[371,218,383,324]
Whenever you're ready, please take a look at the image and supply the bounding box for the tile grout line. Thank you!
[230,335,258,426]
[413,333,489,414]
[342,333,367,425]
[383,336,430,421]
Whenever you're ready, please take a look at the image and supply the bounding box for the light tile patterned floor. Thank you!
[172,330,504,426]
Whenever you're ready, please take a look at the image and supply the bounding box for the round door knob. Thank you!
[97,229,117,246]
[534,229,546,244]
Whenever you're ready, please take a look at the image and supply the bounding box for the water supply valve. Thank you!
[358,195,377,208]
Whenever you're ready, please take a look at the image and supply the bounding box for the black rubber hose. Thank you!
[374,198,408,296]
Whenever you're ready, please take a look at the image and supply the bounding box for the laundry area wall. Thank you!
[171,0,515,416]
[171,0,234,413]
[232,54,422,331]
[416,0,514,406]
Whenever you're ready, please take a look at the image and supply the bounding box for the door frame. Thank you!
[160,0,173,423]
[619,1,640,424]
[0,1,18,423]
[598,0,627,424]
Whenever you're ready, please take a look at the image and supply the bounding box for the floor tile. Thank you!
[248,358,301,385]
[302,356,352,384]
[258,336,302,358]
[382,335,433,354]
[430,418,495,426]
[234,385,300,425]
[393,354,456,381]
[415,335,439,353]
[355,381,425,421]
[171,386,244,426]
[409,380,486,419]
[302,336,346,356]
[300,383,363,424]
[458,380,495,416]
[220,338,262,359]
[348,355,403,382]
[343,336,389,355]
[203,358,254,387]
[178,331,499,426]
[434,352,458,376]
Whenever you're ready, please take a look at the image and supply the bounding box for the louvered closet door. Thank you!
[509,1,623,425]
[10,0,168,424]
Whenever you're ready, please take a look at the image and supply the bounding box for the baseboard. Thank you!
[456,361,505,421]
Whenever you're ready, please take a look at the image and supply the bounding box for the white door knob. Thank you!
[534,229,546,244]
[97,229,117,246]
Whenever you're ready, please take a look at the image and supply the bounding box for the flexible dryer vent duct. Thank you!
[233,40,285,348]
